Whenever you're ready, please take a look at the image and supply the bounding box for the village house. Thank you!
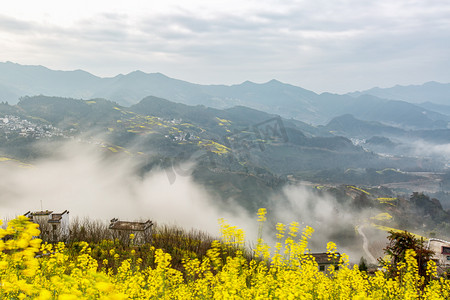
[24,210,69,242]
[109,218,153,245]
[311,252,341,273]
[427,238,450,275]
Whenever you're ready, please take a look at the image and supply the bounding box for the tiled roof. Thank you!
[310,253,341,264]
[109,219,153,231]
[24,210,69,223]
[31,210,53,216]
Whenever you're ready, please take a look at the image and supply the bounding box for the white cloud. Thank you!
[0,0,449,93]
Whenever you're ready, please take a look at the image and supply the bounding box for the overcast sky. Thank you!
[1,0,449,93]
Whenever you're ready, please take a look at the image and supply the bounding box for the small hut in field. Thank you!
[109,218,153,245]
[311,252,341,273]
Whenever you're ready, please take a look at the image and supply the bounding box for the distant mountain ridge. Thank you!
[322,114,405,138]
[348,81,450,105]
[1,62,449,129]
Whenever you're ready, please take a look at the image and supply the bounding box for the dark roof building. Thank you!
[109,218,153,231]
[311,252,341,272]
[109,218,153,245]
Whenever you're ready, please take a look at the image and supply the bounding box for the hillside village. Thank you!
[0,115,66,139]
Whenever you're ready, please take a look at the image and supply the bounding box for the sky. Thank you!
[1,0,450,93]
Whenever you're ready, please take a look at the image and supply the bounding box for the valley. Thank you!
[1,64,450,264]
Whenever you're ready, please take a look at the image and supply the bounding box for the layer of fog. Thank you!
[412,140,450,160]
[0,141,253,238]
[269,185,386,263]
[363,136,450,173]
[0,140,387,263]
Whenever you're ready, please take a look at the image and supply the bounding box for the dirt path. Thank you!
[357,224,377,264]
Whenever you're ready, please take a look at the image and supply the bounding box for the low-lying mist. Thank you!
[0,139,387,263]
[0,141,252,237]
[412,140,450,160]
[269,185,386,263]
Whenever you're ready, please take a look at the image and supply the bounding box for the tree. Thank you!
[358,257,368,272]
[378,230,434,278]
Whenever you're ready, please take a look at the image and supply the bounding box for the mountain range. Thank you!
[1,62,450,129]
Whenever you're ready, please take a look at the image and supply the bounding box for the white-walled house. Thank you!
[24,210,69,241]
[427,238,450,274]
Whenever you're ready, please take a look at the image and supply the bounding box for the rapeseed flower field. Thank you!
[1,210,450,299]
